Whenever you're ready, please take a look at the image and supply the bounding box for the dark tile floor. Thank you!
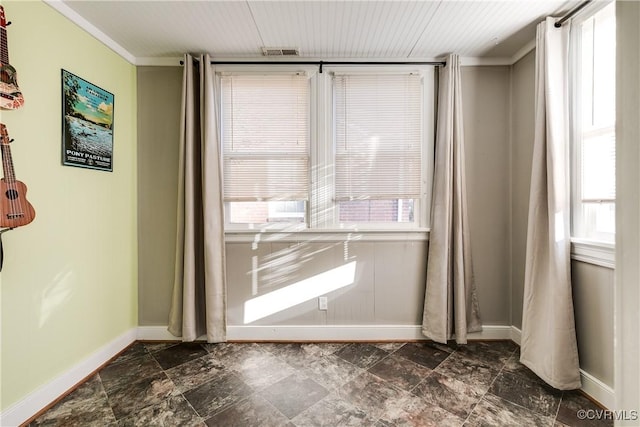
[30,340,611,427]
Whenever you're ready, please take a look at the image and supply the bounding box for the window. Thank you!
[571,2,616,243]
[221,74,310,227]
[334,74,422,225]
[219,66,434,231]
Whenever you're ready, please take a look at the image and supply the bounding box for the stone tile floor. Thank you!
[30,341,611,426]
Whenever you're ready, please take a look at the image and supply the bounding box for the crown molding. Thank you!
[511,39,536,64]
[44,0,137,65]
[141,56,517,67]
[136,57,184,67]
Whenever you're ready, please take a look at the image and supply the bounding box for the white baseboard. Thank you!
[580,369,615,409]
[508,325,614,409]
[0,328,137,427]
[228,325,427,341]
[510,325,522,345]
[136,325,180,341]
[137,324,513,342]
[468,325,513,341]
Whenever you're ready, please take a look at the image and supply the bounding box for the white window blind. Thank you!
[334,73,422,201]
[221,74,309,201]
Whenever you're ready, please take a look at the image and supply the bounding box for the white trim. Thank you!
[225,229,430,243]
[138,324,512,342]
[511,39,536,64]
[135,57,183,67]
[460,57,513,66]
[136,325,180,341]
[571,239,616,269]
[43,1,137,65]
[467,325,514,341]
[149,56,518,68]
[510,325,523,345]
[0,328,136,427]
[211,56,446,64]
[228,325,426,341]
[580,369,615,410]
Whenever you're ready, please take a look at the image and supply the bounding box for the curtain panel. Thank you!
[168,53,227,343]
[520,18,581,390]
[422,54,482,345]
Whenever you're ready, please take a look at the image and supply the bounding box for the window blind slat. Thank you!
[222,75,309,201]
[334,74,422,200]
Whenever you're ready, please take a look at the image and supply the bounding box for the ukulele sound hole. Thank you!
[5,189,18,200]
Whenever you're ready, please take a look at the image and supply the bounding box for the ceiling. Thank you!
[48,0,580,66]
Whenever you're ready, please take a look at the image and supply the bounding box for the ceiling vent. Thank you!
[261,47,300,56]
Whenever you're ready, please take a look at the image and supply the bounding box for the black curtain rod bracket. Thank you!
[554,0,593,28]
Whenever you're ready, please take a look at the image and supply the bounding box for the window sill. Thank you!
[570,238,615,269]
[225,228,430,243]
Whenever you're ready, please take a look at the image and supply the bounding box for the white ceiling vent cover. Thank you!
[261,47,300,56]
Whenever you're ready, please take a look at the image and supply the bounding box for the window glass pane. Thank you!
[581,129,615,201]
[592,4,616,127]
[228,201,305,224]
[338,199,414,223]
[580,203,615,240]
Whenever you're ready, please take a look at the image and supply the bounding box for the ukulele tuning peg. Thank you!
[9,139,14,143]
[5,21,11,26]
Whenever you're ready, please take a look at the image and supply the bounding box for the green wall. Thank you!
[0,0,137,411]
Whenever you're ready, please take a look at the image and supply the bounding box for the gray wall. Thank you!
[137,66,182,325]
[136,66,512,329]
[508,52,614,388]
[462,66,511,325]
[510,50,535,329]
[572,261,614,387]
[226,239,427,326]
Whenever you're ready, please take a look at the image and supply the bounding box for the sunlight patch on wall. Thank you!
[243,261,357,324]
[38,269,74,328]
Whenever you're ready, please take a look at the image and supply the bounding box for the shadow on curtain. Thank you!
[168,53,227,343]
[422,53,482,345]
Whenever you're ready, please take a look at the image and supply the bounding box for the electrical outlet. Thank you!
[318,296,328,310]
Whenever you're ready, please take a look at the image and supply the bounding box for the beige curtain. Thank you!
[520,18,581,390]
[168,53,227,343]
[422,54,482,345]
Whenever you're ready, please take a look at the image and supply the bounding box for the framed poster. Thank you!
[61,69,114,171]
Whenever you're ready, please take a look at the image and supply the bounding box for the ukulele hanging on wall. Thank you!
[0,6,24,110]
[0,123,35,228]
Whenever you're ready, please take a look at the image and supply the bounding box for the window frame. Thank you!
[569,0,616,266]
[216,64,435,233]
[316,65,435,231]
[217,65,317,231]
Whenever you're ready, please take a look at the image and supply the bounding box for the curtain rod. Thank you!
[554,0,593,27]
[180,59,446,73]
